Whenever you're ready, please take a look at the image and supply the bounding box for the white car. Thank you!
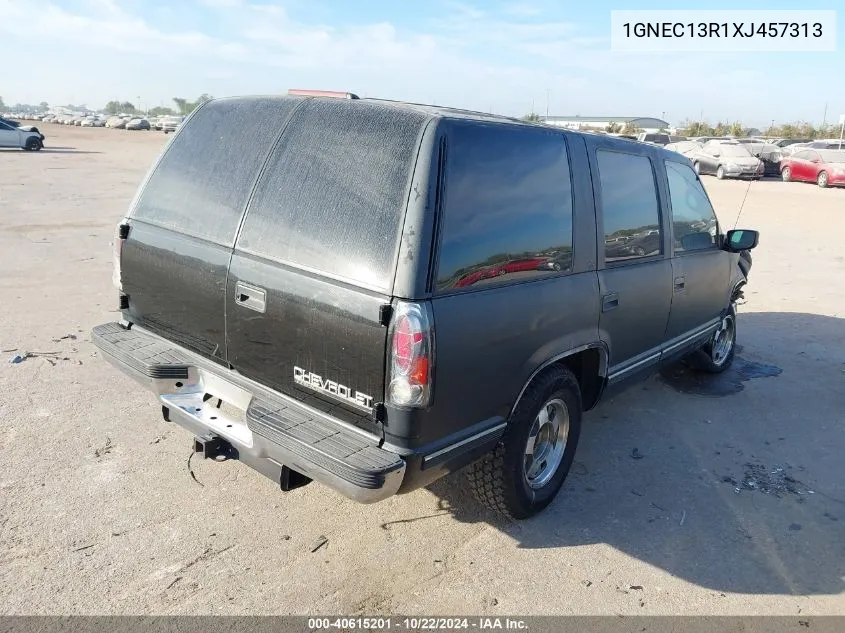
[125,118,151,131]
[0,119,44,150]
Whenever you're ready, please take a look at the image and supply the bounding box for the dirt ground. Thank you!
[1,125,843,616]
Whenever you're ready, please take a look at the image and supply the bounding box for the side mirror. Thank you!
[712,152,720,158]
[725,229,759,252]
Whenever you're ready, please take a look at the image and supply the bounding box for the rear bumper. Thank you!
[91,322,405,503]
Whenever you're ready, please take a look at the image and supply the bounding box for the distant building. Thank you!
[540,115,670,134]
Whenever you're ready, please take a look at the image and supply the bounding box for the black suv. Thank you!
[93,94,759,518]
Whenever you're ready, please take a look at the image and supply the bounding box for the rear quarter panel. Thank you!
[389,126,601,450]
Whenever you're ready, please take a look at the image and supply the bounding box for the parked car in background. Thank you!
[780,149,845,188]
[692,140,764,179]
[0,119,44,150]
[665,141,703,158]
[690,136,731,144]
[81,117,106,127]
[126,118,151,131]
[0,116,45,140]
[637,132,671,146]
[161,116,183,134]
[807,140,845,150]
[739,142,783,177]
[780,142,811,156]
[773,138,812,148]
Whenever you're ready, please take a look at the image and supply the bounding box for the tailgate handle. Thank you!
[234,282,266,313]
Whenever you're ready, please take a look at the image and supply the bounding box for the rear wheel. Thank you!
[818,171,828,188]
[24,137,42,151]
[782,166,792,182]
[466,366,582,519]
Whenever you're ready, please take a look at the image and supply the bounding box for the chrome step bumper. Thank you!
[92,322,405,503]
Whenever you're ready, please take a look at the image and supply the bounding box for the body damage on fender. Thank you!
[294,366,374,412]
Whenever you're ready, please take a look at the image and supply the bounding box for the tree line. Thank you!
[103,94,212,117]
[678,120,839,139]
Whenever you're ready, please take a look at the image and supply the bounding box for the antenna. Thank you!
[733,175,754,230]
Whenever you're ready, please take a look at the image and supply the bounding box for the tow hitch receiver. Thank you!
[193,433,237,460]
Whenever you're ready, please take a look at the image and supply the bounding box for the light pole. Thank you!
[545,89,551,118]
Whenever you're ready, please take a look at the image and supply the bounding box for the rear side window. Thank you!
[237,99,428,292]
[131,97,298,245]
[435,123,574,292]
[596,150,662,263]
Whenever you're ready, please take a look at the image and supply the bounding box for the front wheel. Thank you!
[716,165,726,180]
[818,171,829,188]
[24,137,42,151]
[466,366,582,519]
[782,166,791,182]
[693,162,701,175]
[687,306,737,373]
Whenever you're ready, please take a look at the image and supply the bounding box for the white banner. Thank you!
[611,10,837,52]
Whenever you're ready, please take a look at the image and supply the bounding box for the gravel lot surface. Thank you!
[1,125,843,615]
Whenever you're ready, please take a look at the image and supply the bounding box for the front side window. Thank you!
[665,161,719,253]
[435,123,574,292]
[596,150,662,263]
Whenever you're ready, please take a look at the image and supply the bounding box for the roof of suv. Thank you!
[204,94,681,162]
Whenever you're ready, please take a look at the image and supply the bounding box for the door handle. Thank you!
[674,275,686,291]
[601,292,619,312]
[234,281,266,313]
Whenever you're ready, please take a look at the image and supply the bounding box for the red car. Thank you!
[501,257,550,274]
[780,149,845,188]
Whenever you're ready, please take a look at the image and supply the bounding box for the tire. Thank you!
[466,366,582,519]
[24,137,42,151]
[686,305,737,374]
[716,165,726,180]
[633,246,646,256]
[693,162,701,175]
[817,171,828,188]
[782,166,791,182]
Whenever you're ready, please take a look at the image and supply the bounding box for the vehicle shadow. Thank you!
[423,311,845,596]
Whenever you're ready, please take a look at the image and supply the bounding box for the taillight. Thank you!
[387,302,434,408]
[112,221,129,291]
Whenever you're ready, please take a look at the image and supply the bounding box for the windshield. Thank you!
[720,145,752,157]
[819,150,845,163]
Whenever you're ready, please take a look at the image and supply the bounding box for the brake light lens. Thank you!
[387,302,434,408]
[287,89,360,100]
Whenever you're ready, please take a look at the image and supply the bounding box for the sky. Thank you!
[1,0,843,127]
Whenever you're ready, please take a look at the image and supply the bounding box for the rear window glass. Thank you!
[435,122,574,292]
[237,99,428,291]
[131,97,298,245]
